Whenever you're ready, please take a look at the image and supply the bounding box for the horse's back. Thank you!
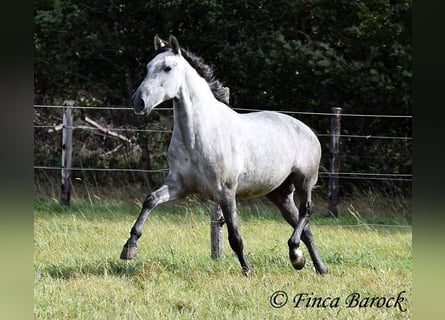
[232,110,321,198]
[238,111,321,163]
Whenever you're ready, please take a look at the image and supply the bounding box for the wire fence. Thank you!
[34,124,411,141]
[34,104,412,183]
[34,104,413,118]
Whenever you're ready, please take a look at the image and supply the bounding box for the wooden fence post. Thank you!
[210,203,225,259]
[210,87,230,259]
[328,107,342,217]
[60,100,74,205]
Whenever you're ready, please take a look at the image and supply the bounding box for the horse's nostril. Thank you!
[131,97,145,111]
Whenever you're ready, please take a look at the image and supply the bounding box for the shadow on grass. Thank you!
[36,255,236,280]
[37,259,148,279]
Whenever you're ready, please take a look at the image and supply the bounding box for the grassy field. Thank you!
[34,197,411,319]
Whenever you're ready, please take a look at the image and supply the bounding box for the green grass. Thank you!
[34,198,411,319]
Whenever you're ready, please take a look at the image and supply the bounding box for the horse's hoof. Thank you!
[120,246,137,260]
[290,248,306,270]
[242,265,255,276]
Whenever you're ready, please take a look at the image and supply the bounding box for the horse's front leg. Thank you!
[219,193,254,275]
[120,178,184,260]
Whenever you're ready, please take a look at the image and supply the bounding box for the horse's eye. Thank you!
[163,66,172,72]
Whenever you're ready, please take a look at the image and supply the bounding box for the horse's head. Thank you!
[131,35,185,115]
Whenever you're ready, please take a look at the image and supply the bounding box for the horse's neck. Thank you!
[172,66,227,149]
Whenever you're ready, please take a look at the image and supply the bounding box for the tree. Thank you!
[34,0,412,193]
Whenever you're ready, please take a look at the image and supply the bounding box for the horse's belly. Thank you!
[235,168,289,199]
[236,184,276,199]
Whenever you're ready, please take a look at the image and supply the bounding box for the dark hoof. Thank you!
[290,248,306,270]
[242,265,255,276]
[120,246,138,260]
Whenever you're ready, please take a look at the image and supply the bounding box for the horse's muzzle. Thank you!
[131,96,145,114]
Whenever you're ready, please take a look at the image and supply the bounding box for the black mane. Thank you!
[153,46,229,104]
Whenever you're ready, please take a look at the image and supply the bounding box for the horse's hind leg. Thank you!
[292,185,328,274]
[301,223,328,274]
[266,178,327,274]
[266,179,306,270]
[120,175,184,260]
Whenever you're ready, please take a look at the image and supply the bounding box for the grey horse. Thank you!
[121,35,328,275]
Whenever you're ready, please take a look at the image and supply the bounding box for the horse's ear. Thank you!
[169,35,181,55]
[154,34,167,50]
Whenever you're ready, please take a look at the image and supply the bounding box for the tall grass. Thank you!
[34,197,411,319]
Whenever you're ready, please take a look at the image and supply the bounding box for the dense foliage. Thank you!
[34,0,412,195]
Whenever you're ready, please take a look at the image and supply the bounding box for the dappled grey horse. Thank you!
[121,35,328,274]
